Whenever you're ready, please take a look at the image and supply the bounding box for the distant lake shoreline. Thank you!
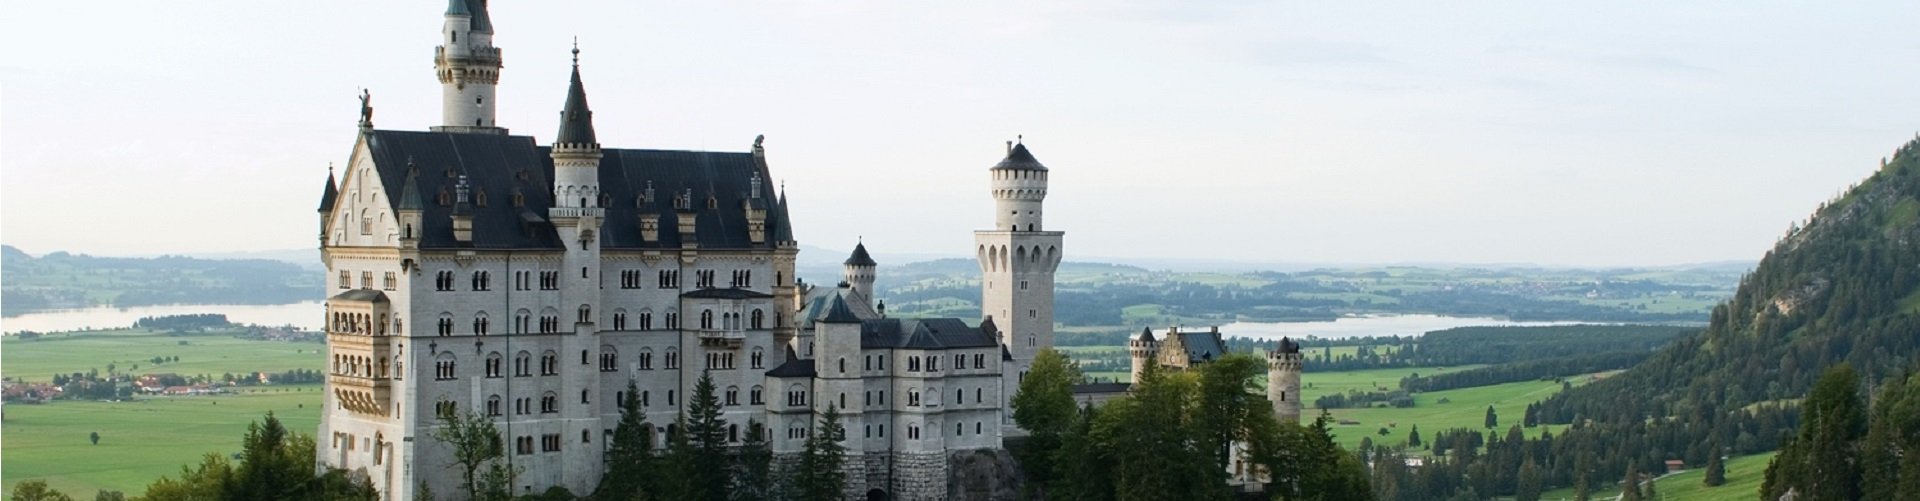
[1222,314,1608,341]
[1,301,324,334]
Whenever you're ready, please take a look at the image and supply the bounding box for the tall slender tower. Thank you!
[432,0,506,134]
[977,139,1063,395]
[1268,337,1304,423]
[548,46,605,493]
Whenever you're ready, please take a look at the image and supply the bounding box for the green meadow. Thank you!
[0,387,324,497]
[1537,452,1775,501]
[2,328,326,497]
[2,328,324,383]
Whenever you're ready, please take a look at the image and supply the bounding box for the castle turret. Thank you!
[433,0,506,134]
[1268,337,1304,422]
[1128,327,1160,384]
[317,167,338,246]
[843,242,877,308]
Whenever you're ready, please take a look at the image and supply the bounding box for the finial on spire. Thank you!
[1017,134,1024,145]
[328,162,334,176]
[571,37,580,66]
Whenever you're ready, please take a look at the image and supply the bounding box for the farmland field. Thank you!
[0,387,324,497]
[2,328,326,497]
[1537,452,1775,501]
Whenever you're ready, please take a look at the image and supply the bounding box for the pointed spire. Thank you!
[1135,327,1157,343]
[845,241,876,267]
[445,0,470,16]
[398,162,424,211]
[555,43,598,147]
[817,294,862,324]
[451,0,492,33]
[317,165,339,213]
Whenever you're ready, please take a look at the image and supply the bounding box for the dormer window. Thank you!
[437,187,452,207]
[474,188,488,207]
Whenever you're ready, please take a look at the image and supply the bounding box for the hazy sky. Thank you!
[4,1,1917,266]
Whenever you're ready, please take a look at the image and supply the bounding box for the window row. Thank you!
[339,270,399,291]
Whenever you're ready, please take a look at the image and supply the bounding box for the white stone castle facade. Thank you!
[313,2,1063,500]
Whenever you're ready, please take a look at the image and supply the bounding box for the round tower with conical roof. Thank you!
[844,242,877,308]
[1268,337,1304,422]
[434,0,506,133]
[1128,327,1161,383]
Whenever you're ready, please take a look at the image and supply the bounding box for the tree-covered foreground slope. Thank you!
[1539,137,1920,430]
[1374,138,1920,500]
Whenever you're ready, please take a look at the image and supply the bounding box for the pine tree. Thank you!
[1762,364,1866,501]
[1644,474,1659,500]
[1620,463,1643,501]
[732,420,773,501]
[797,405,848,501]
[1515,459,1543,501]
[1484,405,1498,430]
[1407,425,1422,448]
[670,370,731,501]
[600,380,656,500]
[232,412,300,500]
[1703,450,1726,487]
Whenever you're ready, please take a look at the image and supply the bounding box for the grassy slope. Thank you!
[1303,367,1593,451]
[1536,452,1775,501]
[0,387,324,497]
[2,329,327,497]
[3,328,323,382]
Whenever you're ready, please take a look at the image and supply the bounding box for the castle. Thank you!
[313,2,1301,500]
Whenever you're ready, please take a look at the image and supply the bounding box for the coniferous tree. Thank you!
[1620,463,1643,501]
[1643,474,1658,500]
[1861,371,1918,501]
[1050,403,1114,501]
[1515,459,1543,501]
[732,420,773,501]
[1406,425,1422,448]
[1484,406,1498,430]
[600,380,656,500]
[1702,450,1726,487]
[1763,364,1866,501]
[667,370,732,501]
[797,405,847,501]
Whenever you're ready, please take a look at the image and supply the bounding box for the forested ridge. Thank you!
[1380,138,1920,499]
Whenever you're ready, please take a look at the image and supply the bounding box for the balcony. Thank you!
[696,329,745,348]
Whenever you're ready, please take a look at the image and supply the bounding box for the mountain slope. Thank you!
[1538,137,1920,457]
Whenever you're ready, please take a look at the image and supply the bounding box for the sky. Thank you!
[3,1,1917,267]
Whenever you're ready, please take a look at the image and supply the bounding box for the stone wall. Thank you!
[946,448,1022,501]
[890,451,950,501]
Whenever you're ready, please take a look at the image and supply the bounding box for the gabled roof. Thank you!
[858,318,998,350]
[816,295,862,324]
[992,143,1048,171]
[359,129,789,250]
[844,242,876,267]
[1173,330,1229,363]
[796,287,879,329]
[682,288,775,300]
[318,171,339,213]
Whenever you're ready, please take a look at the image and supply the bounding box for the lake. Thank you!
[1220,314,1593,341]
[1,302,324,334]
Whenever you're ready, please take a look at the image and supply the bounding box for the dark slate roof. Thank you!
[796,287,878,329]
[766,356,815,378]
[361,129,787,250]
[992,143,1047,171]
[844,242,876,266]
[1176,331,1229,363]
[858,318,998,350]
[1072,382,1131,395]
[555,63,596,147]
[1277,337,1302,354]
[330,289,390,303]
[449,0,492,33]
[1135,327,1156,343]
[1001,345,1015,361]
[682,288,774,300]
[816,295,862,324]
[771,189,794,243]
[318,171,339,213]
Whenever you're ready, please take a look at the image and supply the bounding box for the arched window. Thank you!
[838,358,847,374]
[750,385,763,405]
[751,309,764,330]
[541,392,558,413]
[612,309,628,330]
[472,312,489,335]
[486,395,501,416]
[700,310,714,330]
[541,351,558,375]
[434,353,458,380]
[751,347,765,369]
[437,313,454,336]
[515,351,532,377]
[665,347,679,369]
[726,386,740,406]
[599,345,618,372]
[638,348,654,370]
[578,304,592,324]
[485,352,503,378]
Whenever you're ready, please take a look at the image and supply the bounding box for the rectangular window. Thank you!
[383,272,397,290]
[339,270,350,289]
